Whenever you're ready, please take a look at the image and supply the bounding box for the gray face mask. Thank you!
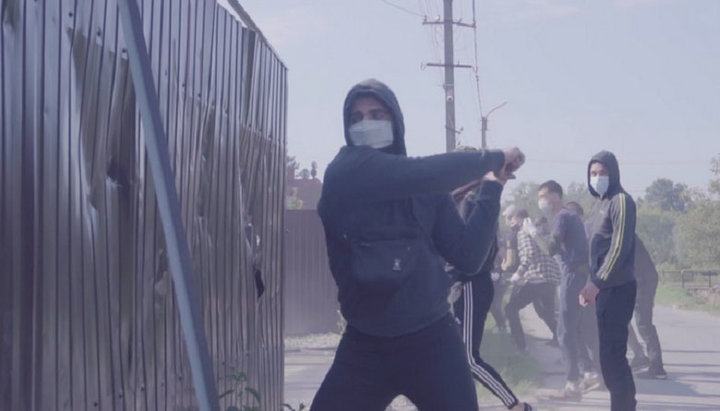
[538,199,553,214]
[348,120,394,149]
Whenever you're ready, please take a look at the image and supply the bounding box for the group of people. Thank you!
[310,79,665,411]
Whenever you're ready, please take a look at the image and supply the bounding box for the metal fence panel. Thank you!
[0,0,287,409]
[284,210,340,336]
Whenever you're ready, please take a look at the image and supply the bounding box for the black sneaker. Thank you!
[630,355,650,370]
[523,402,535,411]
[636,369,668,380]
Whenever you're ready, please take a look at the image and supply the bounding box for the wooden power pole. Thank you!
[424,0,474,152]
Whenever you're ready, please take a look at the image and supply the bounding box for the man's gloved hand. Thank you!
[510,272,522,284]
[522,217,538,237]
[491,272,501,282]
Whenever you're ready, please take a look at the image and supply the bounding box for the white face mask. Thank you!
[348,120,394,149]
[591,175,610,196]
[538,198,553,214]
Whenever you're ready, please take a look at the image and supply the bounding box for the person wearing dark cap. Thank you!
[311,79,527,411]
[580,150,638,411]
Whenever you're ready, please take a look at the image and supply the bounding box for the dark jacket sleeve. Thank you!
[593,193,636,288]
[324,147,505,204]
[546,212,567,256]
[432,181,503,274]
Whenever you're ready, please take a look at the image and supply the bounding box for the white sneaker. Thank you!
[580,372,602,392]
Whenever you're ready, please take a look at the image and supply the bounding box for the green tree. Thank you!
[670,156,720,269]
[636,208,678,267]
[644,178,692,212]
[563,181,597,216]
[710,154,720,197]
[503,181,540,219]
[675,200,720,269]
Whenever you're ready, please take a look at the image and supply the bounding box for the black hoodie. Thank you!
[318,79,506,336]
[586,151,637,289]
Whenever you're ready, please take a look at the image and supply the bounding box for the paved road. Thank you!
[530,305,720,410]
[284,305,720,410]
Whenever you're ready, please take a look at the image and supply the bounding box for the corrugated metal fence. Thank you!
[284,210,340,336]
[0,0,287,409]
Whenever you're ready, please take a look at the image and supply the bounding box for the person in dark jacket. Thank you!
[311,79,526,411]
[628,236,667,379]
[580,150,638,411]
[564,201,602,391]
[451,177,535,411]
[530,180,601,400]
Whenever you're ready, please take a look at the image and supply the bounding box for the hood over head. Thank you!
[588,150,623,198]
[343,79,406,155]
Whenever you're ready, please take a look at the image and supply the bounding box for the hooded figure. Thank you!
[586,150,637,289]
[319,79,507,336]
[312,79,528,411]
[583,150,638,411]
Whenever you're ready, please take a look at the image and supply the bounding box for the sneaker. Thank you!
[580,372,602,392]
[630,355,650,370]
[510,402,534,411]
[549,382,582,401]
[636,369,668,380]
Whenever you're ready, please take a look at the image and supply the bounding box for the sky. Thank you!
[220,0,720,198]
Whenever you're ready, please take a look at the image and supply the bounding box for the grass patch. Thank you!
[655,284,720,315]
[474,320,541,401]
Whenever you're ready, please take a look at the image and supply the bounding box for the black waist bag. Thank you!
[349,236,424,297]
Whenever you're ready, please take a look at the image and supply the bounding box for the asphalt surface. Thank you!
[284,304,720,410]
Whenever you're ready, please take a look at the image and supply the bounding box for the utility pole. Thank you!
[481,101,507,149]
[424,0,474,152]
[442,0,456,153]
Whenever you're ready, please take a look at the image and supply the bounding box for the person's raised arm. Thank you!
[432,177,504,274]
[324,147,524,204]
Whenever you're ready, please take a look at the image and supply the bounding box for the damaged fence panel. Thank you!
[0,0,287,409]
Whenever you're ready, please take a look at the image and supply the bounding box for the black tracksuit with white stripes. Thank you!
[453,193,520,409]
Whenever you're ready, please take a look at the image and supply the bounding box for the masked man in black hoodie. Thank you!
[311,79,526,411]
[580,151,638,411]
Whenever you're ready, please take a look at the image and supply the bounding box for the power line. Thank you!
[381,0,426,17]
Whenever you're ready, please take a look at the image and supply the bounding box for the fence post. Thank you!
[116,1,220,410]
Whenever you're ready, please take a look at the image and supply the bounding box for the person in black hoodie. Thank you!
[580,150,638,411]
[311,79,526,411]
[451,173,534,411]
